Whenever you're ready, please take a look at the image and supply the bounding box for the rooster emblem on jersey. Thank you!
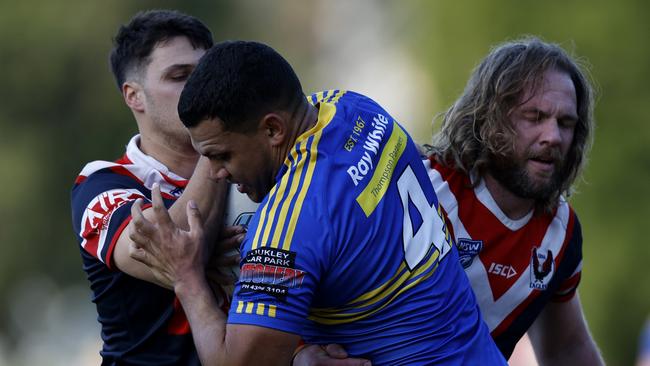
[529,247,554,290]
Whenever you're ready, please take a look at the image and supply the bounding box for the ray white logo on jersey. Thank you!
[347,113,390,186]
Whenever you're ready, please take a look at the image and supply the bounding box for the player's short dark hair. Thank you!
[178,41,305,132]
[109,9,213,90]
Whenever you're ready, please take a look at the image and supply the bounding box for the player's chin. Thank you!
[246,181,274,203]
[526,178,560,200]
[247,192,264,203]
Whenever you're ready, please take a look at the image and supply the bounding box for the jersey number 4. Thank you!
[397,166,452,270]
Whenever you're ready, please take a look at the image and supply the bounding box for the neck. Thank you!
[138,134,199,179]
[483,172,535,220]
[274,101,319,169]
[294,101,319,139]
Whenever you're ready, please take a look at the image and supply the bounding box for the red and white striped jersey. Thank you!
[425,158,583,358]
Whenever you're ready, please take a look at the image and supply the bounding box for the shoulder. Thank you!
[425,157,471,212]
[72,157,149,202]
[307,89,367,106]
[308,90,388,123]
[70,152,160,233]
[551,198,580,235]
[74,160,124,185]
[70,157,149,226]
[562,200,582,248]
[426,157,469,185]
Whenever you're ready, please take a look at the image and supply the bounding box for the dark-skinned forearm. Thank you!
[175,271,229,366]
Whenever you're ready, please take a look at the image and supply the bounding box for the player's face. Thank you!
[189,118,276,203]
[141,36,206,149]
[488,69,577,201]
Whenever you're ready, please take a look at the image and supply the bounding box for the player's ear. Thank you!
[260,113,288,147]
[123,81,145,113]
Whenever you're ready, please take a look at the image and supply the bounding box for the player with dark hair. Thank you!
[109,10,213,91]
[128,40,506,365]
[70,10,241,365]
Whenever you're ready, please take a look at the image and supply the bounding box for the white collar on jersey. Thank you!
[470,170,534,231]
[126,135,186,182]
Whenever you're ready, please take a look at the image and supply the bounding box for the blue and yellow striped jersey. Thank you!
[228,90,505,365]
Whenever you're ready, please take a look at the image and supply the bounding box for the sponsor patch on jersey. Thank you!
[347,113,391,187]
[457,238,483,269]
[529,247,554,290]
[239,247,306,301]
[488,262,517,279]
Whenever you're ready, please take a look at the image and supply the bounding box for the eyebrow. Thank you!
[200,142,226,155]
[520,107,578,121]
[160,64,195,76]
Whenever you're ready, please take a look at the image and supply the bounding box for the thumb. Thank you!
[323,343,349,359]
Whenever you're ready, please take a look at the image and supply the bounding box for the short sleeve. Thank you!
[552,214,583,302]
[228,188,332,334]
[71,171,151,269]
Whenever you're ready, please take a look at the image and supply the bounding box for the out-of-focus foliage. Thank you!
[0,0,646,365]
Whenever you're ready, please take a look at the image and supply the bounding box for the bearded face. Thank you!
[487,69,578,205]
[487,145,564,202]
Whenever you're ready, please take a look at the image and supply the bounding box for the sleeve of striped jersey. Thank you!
[227,195,332,334]
[71,172,151,269]
[552,215,583,302]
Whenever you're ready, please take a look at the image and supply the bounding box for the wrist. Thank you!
[174,269,209,299]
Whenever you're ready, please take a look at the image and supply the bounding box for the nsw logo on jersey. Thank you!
[457,238,483,269]
[240,247,306,301]
[529,247,554,290]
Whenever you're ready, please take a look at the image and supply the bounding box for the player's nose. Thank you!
[539,118,562,146]
[209,165,230,181]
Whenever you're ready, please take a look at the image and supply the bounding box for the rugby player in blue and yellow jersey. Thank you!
[128,40,506,365]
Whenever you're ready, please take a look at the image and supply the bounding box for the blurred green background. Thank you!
[0,0,647,365]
